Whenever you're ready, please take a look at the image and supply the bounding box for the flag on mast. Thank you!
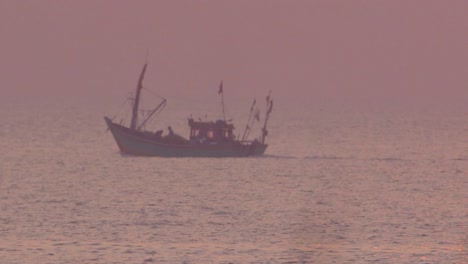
[218,81,223,94]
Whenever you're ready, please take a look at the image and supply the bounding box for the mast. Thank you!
[261,91,273,144]
[219,81,226,122]
[241,98,256,142]
[130,63,148,131]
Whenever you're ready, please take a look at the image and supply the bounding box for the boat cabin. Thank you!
[188,118,235,143]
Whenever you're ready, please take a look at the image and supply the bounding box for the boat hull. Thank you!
[104,117,267,157]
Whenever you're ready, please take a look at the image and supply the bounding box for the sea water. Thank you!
[0,97,466,263]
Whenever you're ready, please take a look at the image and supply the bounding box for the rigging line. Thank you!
[111,98,131,121]
[142,87,166,101]
[137,99,167,130]
[138,88,166,126]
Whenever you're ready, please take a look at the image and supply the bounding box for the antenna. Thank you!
[145,49,150,64]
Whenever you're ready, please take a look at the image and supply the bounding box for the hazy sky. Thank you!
[1,1,467,105]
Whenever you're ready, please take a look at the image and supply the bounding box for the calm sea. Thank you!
[1,97,466,263]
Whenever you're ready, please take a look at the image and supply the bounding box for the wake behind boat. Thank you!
[104,63,273,157]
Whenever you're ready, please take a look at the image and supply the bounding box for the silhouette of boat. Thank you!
[104,63,273,157]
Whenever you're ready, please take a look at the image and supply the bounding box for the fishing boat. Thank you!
[104,63,273,157]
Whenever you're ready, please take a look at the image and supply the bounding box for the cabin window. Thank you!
[207,130,214,139]
[190,129,199,138]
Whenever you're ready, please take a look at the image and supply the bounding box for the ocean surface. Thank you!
[1,97,466,263]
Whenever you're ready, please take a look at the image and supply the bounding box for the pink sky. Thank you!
[1,0,467,105]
